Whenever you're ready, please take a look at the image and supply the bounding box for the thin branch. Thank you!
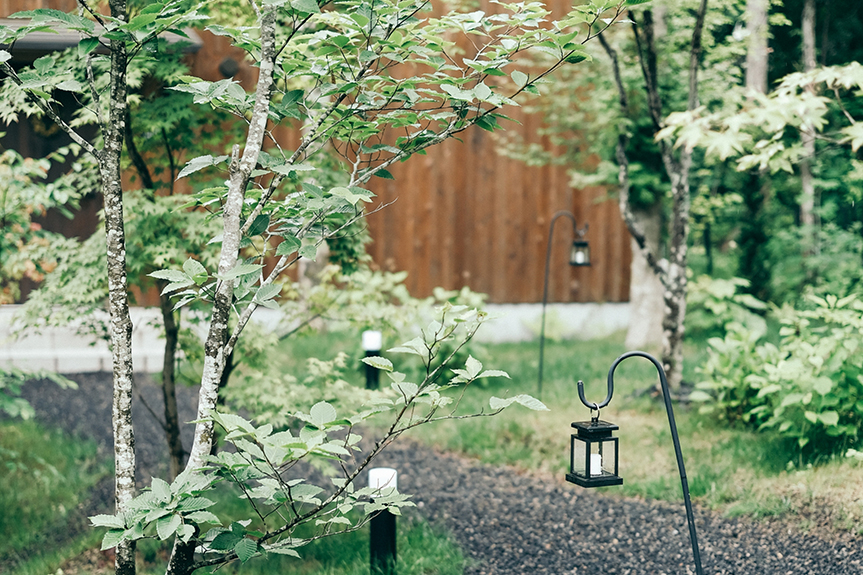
[77,0,107,28]
[0,62,100,159]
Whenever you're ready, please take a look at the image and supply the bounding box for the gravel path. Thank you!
[20,372,863,574]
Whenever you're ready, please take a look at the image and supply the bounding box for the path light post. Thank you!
[363,330,383,389]
[538,210,589,399]
[369,467,398,575]
[566,351,704,575]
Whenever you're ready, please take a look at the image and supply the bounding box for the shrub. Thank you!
[694,294,863,461]
[685,275,767,340]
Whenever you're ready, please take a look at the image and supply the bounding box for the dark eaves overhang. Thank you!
[0,18,203,63]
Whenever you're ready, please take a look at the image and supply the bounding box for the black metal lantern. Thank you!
[567,418,622,488]
[569,239,590,267]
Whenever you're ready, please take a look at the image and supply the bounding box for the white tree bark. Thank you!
[800,0,817,232]
[165,8,278,575]
[745,0,769,94]
[101,1,136,573]
[625,207,664,350]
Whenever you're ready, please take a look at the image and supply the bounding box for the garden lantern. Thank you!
[567,418,622,488]
[538,210,589,399]
[566,351,705,575]
[569,238,590,266]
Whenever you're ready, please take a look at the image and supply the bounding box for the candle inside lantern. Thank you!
[590,453,603,476]
[574,250,586,265]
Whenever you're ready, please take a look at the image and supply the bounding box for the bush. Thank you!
[685,275,767,340]
[694,294,863,461]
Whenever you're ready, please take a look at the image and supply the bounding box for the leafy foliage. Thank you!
[92,303,547,563]
[0,147,86,304]
[685,275,767,340]
[695,294,863,460]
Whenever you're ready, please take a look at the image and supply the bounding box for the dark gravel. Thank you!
[19,372,863,574]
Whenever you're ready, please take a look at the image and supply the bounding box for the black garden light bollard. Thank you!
[566,351,704,575]
[369,467,398,575]
[363,330,383,390]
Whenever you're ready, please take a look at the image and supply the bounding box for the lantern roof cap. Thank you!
[571,419,618,437]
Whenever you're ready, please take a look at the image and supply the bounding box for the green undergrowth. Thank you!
[0,419,108,573]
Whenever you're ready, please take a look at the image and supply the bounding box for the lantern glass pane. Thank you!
[571,435,587,476]
[600,439,618,475]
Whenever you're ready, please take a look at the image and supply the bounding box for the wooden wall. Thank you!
[363,0,631,303]
[4,0,633,305]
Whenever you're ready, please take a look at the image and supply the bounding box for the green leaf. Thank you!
[362,356,393,372]
[220,263,263,280]
[185,511,221,525]
[818,411,840,426]
[276,236,301,256]
[177,155,229,180]
[564,52,589,64]
[299,244,318,261]
[841,122,863,152]
[156,514,183,541]
[178,497,215,512]
[688,390,713,402]
[182,258,207,283]
[149,269,190,283]
[254,283,281,302]
[265,545,301,557]
[489,394,549,411]
[101,529,125,551]
[78,38,99,58]
[374,168,395,180]
[247,214,270,237]
[624,0,652,5]
[309,402,337,427]
[511,70,528,87]
[804,411,819,424]
[90,514,125,529]
[813,377,834,395]
[391,381,419,398]
[151,477,172,502]
[290,0,320,14]
[0,50,11,63]
[234,538,258,563]
[464,356,482,378]
[210,531,242,551]
[478,369,509,379]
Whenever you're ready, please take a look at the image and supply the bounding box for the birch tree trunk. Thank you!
[799,0,817,236]
[103,0,136,573]
[602,1,708,388]
[164,8,278,575]
[625,206,664,350]
[745,0,769,95]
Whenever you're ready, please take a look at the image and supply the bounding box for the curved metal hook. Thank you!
[577,350,667,411]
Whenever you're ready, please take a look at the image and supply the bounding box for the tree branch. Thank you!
[0,62,100,159]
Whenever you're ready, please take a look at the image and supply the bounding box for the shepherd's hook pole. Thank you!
[606,351,704,575]
[538,211,578,399]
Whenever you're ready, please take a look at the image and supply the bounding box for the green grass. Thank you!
[135,511,467,575]
[0,419,108,572]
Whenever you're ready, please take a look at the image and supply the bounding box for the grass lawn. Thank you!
[0,420,108,575]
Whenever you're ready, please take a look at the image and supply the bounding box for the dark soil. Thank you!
[18,372,863,574]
